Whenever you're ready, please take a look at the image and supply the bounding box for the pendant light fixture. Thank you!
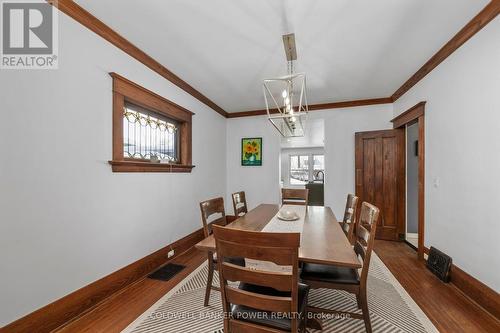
[263,33,308,137]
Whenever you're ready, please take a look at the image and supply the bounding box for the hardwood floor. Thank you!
[52,242,499,333]
[374,240,500,333]
[55,248,206,333]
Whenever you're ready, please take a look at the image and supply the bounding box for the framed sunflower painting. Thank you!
[241,138,262,166]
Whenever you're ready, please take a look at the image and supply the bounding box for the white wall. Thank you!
[226,116,282,212]
[226,105,393,218]
[3,6,497,328]
[393,18,500,291]
[0,13,227,326]
[311,106,394,215]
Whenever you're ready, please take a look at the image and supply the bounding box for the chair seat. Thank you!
[212,253,245,267]
[301,263,360,285]
[230,283,310,331]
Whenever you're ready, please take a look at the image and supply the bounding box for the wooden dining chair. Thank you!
[199,197,244,306]
[300,202,380,333]
[231,191,248,217]
[340,194,359,243]
[282,188,309,206]
[213,224,309,333]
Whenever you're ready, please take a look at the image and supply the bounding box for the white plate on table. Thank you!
[277,210,300,221]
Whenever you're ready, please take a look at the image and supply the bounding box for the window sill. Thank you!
[109,160,195,173]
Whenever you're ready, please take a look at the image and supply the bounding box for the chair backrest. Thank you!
[199,197,227,238]
[213,225,301,333]
[354,202,380,287]
[231,191,248,217]
[281,188,309,206]
[341,194,359,242]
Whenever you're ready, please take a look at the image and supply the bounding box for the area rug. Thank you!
[121,254,438,333]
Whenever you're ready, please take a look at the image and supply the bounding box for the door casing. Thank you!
[391,102,426,260]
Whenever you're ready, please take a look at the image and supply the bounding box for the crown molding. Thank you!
[46,0,228,117]
[232,1,500,117]
[47,1,499,119]
[227,97,393,118]
[391,0,500,101]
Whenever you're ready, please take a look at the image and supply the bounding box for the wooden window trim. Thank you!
[109,72,195,173]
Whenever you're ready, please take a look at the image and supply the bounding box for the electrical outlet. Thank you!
[167,249,175,258]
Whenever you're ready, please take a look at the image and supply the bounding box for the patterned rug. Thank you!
[122,254,438,333]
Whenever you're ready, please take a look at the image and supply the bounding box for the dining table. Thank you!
[195,203,361,268]
[194,203,361,330]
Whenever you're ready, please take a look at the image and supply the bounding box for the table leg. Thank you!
[306,317,324,330]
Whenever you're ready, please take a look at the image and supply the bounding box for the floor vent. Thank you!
[426,246,452,282]
[148,263,186,281]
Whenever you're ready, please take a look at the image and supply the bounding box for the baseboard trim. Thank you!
[1,227,206,333]
[424,246,500,320]
[404,240,417,251]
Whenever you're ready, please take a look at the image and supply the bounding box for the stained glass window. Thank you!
[123,103,179,161]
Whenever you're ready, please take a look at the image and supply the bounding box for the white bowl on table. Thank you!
[277,209,300,221]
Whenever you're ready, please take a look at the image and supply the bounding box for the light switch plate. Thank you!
[433,177,440,188]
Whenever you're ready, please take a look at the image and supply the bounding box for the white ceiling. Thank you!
[281,118,324,149]
[75,0,488,112]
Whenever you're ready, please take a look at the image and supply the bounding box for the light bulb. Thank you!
[285,97,290,105]
[282,90,287,99]
[290,116,297,122]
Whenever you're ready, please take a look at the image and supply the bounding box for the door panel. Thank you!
[355,130,405,241]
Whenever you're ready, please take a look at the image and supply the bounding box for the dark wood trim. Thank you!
[108,160,195,173]
[110,72,194,122]
[423,246,500,320]
[227,97,393,118]
[391,101,426,128]
[451,265,500,320]
[393,102,426,260]
[392,1,500,101]
[112,92,125,161]
[376,241,500,332]
[397,128,407,241]
[110,73,194,172]
[1,227,206,333]
[417,116,425,260]
[46,0,500,118]
[46,0,227,117]
[48,0,393,119]
[307,97,393,110]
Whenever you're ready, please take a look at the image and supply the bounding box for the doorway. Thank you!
[391,102,426,259]
[355,129,405,241]
[406,122,419,249]
[355,102,426,259]
[280,118,325,206]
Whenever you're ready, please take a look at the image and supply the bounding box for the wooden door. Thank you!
[355,130,405,241]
